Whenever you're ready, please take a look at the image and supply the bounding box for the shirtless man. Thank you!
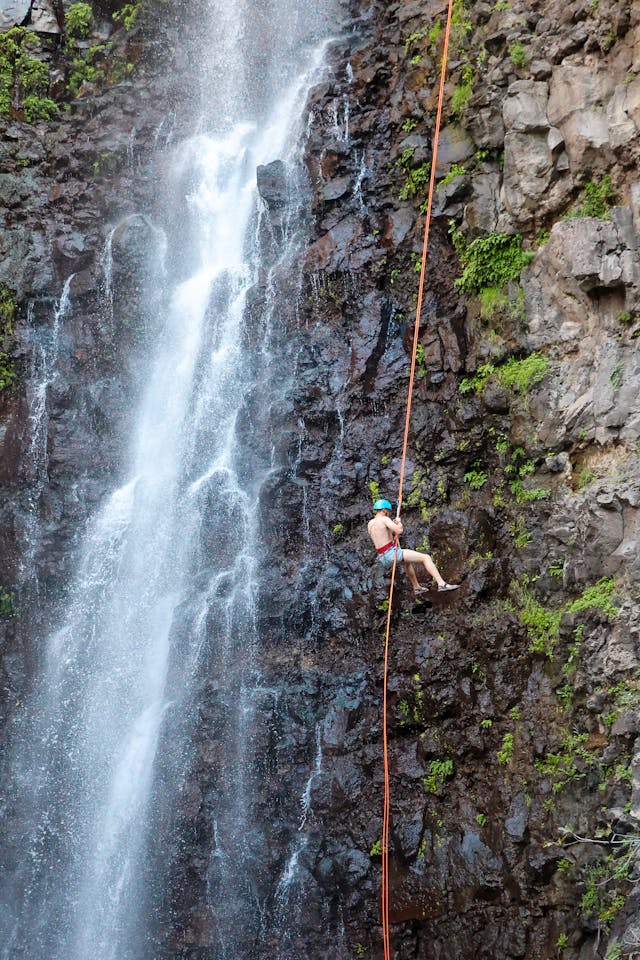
[367,499,459,595]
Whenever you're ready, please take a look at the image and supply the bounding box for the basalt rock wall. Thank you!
[2,0,640,958]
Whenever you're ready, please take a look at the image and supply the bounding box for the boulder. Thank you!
[0,0,31,29]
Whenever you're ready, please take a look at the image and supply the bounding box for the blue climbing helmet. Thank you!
[373,499,393,512]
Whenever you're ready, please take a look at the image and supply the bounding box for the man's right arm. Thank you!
[384,516,403,535]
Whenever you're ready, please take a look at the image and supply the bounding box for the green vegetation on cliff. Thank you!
[0,284,17,391]
[0,28,58,122]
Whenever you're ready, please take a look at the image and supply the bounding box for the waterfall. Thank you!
[0,2,336,958]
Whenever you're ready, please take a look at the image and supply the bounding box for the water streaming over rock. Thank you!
[0,2,336,957]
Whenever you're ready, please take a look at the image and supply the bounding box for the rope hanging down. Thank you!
[381,3,455,957]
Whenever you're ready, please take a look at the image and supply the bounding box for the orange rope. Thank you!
[381,4,455,956]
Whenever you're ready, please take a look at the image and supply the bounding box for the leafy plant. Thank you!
[508,41,526,67]
[0,28,58,122]
[570,175,615,219]
[610,362,623,392]
[497,733,514,765]
[452,229,534,295]
[0,284,16,391]
[567,576,618,618]
[496,353,549,394]
[66,2,94,38]
[423,758,454,793]
[113,2,141,31]
[369,839,382,857]
[437,163,466,192]
[451,65,473,117]
[464,468,488,490]
[0,590,15,617]
[519,590,562,658]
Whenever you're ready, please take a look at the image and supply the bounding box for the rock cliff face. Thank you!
[2,0,640,958]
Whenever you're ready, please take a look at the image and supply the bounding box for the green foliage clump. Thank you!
[369,839,382,857]
[0,28,58,122]
[535,730,593,793]
[451,65,473,117]
[569,175,615,219]
[452,228,534,295]
[423,758,454,793]
[0,589,15,616]
[459,353,549,400]
[0,284,16,391]
[519,589,562,658]
[497,732,514,765]
[66,3,94,39]
[581,856,629,929]
[437,162,466,192]
[463,467,488,490]
[113,3,141,31]
[568,576,618,618]
[508,41,526,67]
[400,163,431,201]
[496,353,549,394]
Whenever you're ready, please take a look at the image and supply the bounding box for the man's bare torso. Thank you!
[368,513,401,550]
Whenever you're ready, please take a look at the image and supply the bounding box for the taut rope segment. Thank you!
[381,3,455,956]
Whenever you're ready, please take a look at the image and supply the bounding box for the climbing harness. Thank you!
[380,2,455,957]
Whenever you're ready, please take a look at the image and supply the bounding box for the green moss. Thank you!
[66,2,94,38]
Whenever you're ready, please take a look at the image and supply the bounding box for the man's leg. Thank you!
[402,558,421,592]
[402,548,446,588]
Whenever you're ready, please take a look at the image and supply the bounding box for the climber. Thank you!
[368,499,459,596]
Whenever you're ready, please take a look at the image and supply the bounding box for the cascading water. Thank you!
[0,2,336,957]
